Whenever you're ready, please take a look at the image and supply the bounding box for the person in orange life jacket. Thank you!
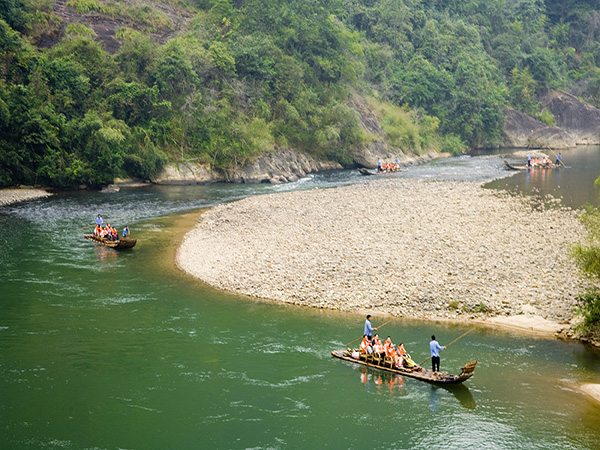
[372,334,385,358]
[391,347,405,368]
[397,342,417,368]
[360,335,373,355]
[384,336,393,356]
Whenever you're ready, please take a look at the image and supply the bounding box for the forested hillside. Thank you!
[2,0,600,188]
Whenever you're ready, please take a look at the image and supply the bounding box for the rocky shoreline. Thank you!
[177,178,590,336]
[0,188,52,207]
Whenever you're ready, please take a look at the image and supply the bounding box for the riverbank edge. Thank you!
[173,185,594,346]
[580,383,600,404]
[0,187,52,207]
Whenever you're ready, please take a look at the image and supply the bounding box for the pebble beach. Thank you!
[0,188,51,207]
[177,178,588,332]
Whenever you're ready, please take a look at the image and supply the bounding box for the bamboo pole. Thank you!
[345,318,394,348]
[546,147,567,168]
[419,328,476,366]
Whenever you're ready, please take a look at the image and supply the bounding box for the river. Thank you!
[1,148,600,449]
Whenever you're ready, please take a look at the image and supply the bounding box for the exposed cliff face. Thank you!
[502,108,574,148]
[153,150,345,185]
[542,90,600,145]
[502,91,600,148]
[228,149,342,184]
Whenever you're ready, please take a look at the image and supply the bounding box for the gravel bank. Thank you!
[0,188,52,207]
[177,178,587,329]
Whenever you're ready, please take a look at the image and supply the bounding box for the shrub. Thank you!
[66,0,104,14]
[575,289,600,334]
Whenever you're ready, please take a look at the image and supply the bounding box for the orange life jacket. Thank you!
[398,344,407,357]
[360,338,370,353]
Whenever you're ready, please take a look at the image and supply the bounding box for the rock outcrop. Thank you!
[541,90,600,145]
[502,108,574,148]
[502,90,600,148]
[154,150,344,185]
[228,149,342,184]
[153,161,216,184]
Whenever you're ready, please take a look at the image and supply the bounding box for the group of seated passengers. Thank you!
[377,161,401,172]
[529,156,553,167]
[94,224,119,241]
[355,334,418,370]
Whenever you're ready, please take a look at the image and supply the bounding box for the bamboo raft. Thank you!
[504,160,560,170]
[358,167,408,176]
[83,234,137,250]
[331,349,477,385]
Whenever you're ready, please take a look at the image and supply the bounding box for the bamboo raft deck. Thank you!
[504,160,560,170]
[358,167,407,176]
[83,234,137,249]
[332,349,477,385]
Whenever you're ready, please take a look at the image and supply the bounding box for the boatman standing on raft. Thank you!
[430,335,446,373]
[364,315,377,339]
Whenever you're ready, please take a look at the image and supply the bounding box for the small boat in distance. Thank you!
[331,349,477,385]
[358,167,407,176]
[83,234,137,250]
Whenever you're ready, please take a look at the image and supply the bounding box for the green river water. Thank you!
[2,149,600,449]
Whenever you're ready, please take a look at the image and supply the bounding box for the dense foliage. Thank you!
[2,0,600,187]
[571,176,600,337]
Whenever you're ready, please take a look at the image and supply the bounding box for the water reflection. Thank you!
[356,365,476,410]
[358,366,405,395]
[93,245,118,263]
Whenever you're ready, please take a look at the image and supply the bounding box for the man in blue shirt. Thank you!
[95,214,103,226]
[364,315,377,339]
[555,152,562,165]
[430,335,446,373]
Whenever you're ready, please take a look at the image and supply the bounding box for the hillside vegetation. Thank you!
[2,0,600,187]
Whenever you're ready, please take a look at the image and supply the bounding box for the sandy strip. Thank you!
[0,188,52,207]
[580,384,600,403]
[177,178,588,334]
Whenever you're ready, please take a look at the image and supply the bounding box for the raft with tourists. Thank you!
[83,234,137,249]
[82,216,136,250]
[358,167,407,176]
[504,160,560,170]
[331,349,477,385]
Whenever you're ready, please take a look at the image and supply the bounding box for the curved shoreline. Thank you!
[0,188,52,207]
[176,178,588,336]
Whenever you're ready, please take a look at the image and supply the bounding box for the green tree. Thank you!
[571,180,600,337]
